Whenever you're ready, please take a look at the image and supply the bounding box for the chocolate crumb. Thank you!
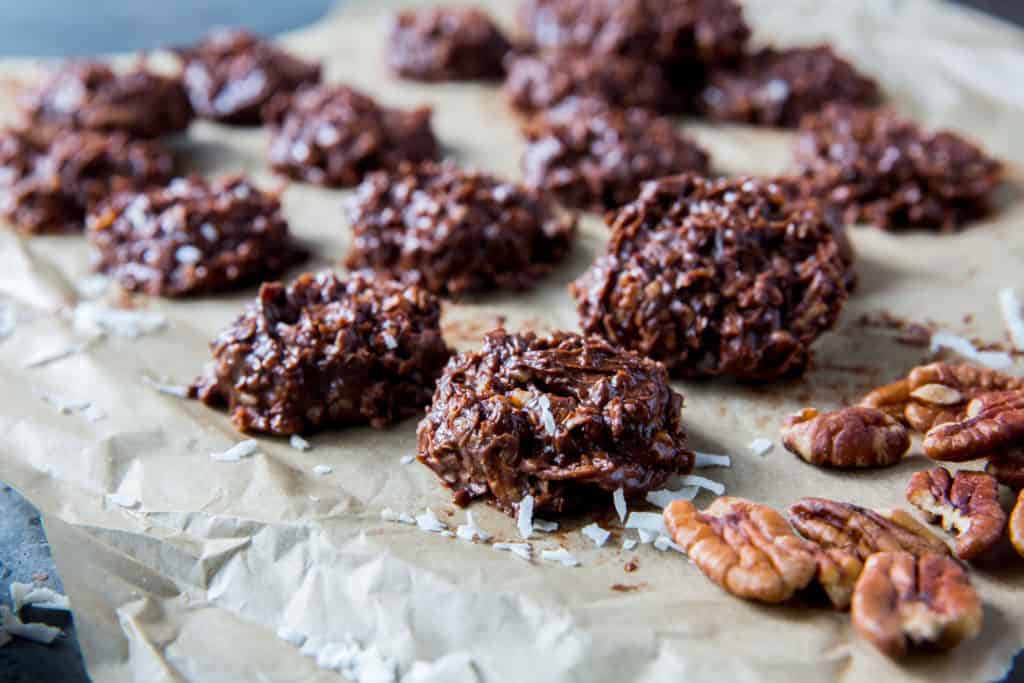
[624,559,639,573]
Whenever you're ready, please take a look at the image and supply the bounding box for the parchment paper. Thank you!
[1,1,1023,681]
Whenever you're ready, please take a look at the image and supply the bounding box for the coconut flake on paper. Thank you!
[540,547,580,567]
[73,301,166,339]
[581,523,611,547]
[999,288,1024,351]
[492,542,532,561]
[142,375,189,398]
[516,494,534,539]
[930,330,1013,369]
[210,439,259,461]
[645,486,699,509]
[455,510,491,542]
[694,452,731,468]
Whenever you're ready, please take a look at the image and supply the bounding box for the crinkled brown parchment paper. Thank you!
[1,1,1023,681]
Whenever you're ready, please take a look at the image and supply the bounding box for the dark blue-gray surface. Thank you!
[0,1,1022,682]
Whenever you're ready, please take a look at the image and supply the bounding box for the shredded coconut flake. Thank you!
[537,394,556,435]
[637,529,657,544]
[0,302,15,341]
[532,518,558,533]
[581,523,611,547]
[73,301,166,338]
[748,438,774,457]
[492,542,532,561]
[415,508,449,534]
[105,493,139,509]
[645,486,700,509]
[37,391,90,415]
[175,245,203,264]
[0,607,60,645]
[381,508,415,525]
[455,510,492,542]
[276,626,307,647]
[681,474,726,496]
[694,451,731,468]
[516,495,535,540]
[210,439,259,462]
[10,584,69,613]
[653,535,686,554]
[23,339,95,369]
[613,487,627,523]
[999,289,1024,351]
[399,454,415,465]
[625,512,669,535]
[540,547,580,567]
[142,375,189,398]
[622,538,638,551]
[288,435,311,451]
[75,274,109,299]
[930,330,1013,369]
[312,464,333,476]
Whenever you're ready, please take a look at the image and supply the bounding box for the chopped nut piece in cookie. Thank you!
[1011,490,1024,559]
[851,552,982,658]
[664,497,817,603]
[905,467,1007,561]
[923,389,1024,461]
[986,449,1024,489]
[781,406,910,468]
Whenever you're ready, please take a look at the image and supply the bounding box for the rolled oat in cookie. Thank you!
[189,270,452,436]
[416,330,693,515]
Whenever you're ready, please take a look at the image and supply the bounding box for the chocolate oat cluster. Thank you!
[189,270,452,435]
[522,97,710,211]
[265,84,439,187]
[572,174,851,380]
[86,175,304,297]
[346,160,576,296]
[23,61,193,139]
[518,0,749,70]
[793,105,1003,231]
[503,49,679,114]
[388,6,511,81]
[417,330,694,514]
[0,126,174,234]
[178,28,321,125]
[699,46,879,128]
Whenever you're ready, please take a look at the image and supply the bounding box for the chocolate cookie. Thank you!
[345,160,576,297]
[265,84,439,187]
[179,28,321,125]
[700,46,879,128]
[189,270,452,435]
[87,175,303,297]
[388,6,510,81]
[518,0,749,68]
[0,126,173,234]
[571,174,851,380]
[522,97,709,211]
[23,61,193,139]
[416,329,694,514]
[503,49,678,113]
[793,105,1003,231]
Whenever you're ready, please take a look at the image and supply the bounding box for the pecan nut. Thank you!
[986,448,1024,489]
[1011,490,1024,559]
[789,498,950,560]
[905,467,1007,561]
[810,546,864,610]
[664,497,817,603]
[861,362,1024,433]
[851,552,982,658]
[923,389,1024,461]
[781,407,910,468]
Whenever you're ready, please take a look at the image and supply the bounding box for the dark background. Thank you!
[0,1,1021,682]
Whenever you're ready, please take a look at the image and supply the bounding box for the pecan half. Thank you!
[781,407,910,468]
[923,389,1024,461]
[789,498,950,560]
[906,467,1007,561]
[851,552,982,658]
[1011,490,1024,559]
[811,546,864,609]
[664,497,817,603]
[861,363,1024,433]
[986,448,1024,489]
